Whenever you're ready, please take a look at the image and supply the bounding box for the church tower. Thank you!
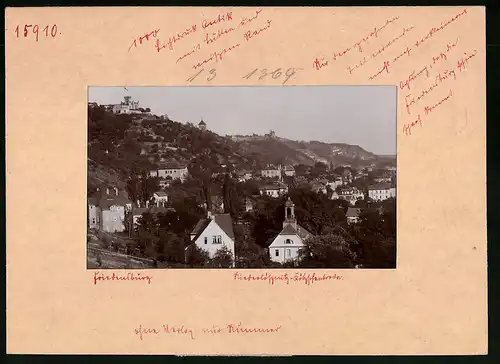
[283,197,297,229]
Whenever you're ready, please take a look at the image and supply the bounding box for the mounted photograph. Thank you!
[87,86,396,269]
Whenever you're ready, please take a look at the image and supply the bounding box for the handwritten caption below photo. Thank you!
[134,322,283,341]
[92,271,344,286]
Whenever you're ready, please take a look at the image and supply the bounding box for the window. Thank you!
[285,239,292,244]
[92,218,96,224]
[213,235,222,244]
[275,249,279,257]
[217,235,222,244]
[204,237,208,244]
[287,249,291,257]
[213,236,217,244]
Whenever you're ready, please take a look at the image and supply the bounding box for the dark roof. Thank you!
[346,207,361,218]
[214,214,235,239]
[157,162,187,169]
[88,197,98,206]
[190,213,235,241]
[149,206,174,214]
[133,206,175,216]
[190,219,210,237]
[98,194,131,210]
[279,223,313,240]
[154,191,168,197]
[368,183,393,190]
[132,207,150,216]
[198,120,206,125]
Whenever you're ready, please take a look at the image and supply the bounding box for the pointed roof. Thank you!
[190,213,235,241]
[279,223,313,241]
[199,119,206,126]
[346,207,361,218]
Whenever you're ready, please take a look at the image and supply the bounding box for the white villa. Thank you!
[188,212,235,265]
[268,198,313,264]
[150,162,189,181]
[261,165,282,179]
[153,191,169,206]
[259,183,289,198]
[368,183,396,201]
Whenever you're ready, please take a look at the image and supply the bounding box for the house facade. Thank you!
[88,187,131,233]
[284,165,295,177]
[259,183,288,198]
[112,96,140,114]
[153,191,169,206]
[346,207,361,224]
[188,212,235,264]
[261,165,281,179]
[268,198,313,264]
[339,187,364,205]
[150,163,189,181]
[368,183,396,201]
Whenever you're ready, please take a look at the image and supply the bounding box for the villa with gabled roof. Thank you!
[268,197,313,264]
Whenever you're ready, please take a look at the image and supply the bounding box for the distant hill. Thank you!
[87,105,395,192]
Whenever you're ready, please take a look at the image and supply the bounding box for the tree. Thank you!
[208,246,234,268]
[235,238,272,268]
[298,234,357,268]
[185,244,210,267]
[222,173,239,216]
[361,236,396,268]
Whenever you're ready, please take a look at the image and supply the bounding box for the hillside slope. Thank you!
[87,105,393,192]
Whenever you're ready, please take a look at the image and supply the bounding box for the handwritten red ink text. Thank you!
[176,43,201,64]
[155,24,197,53]
[457,50,478,72]
[134,325,160,341]
[128,29,160,52]
[240,9,263,27]
[202,12,233,30]
[227,322,282,334]
[313,57,329,71]
[424,88,454,115]
[402,114,423,136]
[163,324,195,339]
[15,24,59,41]
[192,43,241,69]
[415,9,467,48]
[93,271,152,285]
[205,26,236,45]
[233,271,343,285]
[244,20,272,41]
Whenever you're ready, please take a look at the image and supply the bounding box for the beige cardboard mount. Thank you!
[6,6,487,355]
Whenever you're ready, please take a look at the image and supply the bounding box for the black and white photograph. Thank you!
[87,86,396,269]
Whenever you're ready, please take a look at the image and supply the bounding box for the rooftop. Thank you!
[368,183,393,190]
[190,213,235,241]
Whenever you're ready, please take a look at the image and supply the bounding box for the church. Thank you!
[268,198,313,264]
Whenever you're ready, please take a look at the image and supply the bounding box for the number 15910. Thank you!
[15,24,59,41]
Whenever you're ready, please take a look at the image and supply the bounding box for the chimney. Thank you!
[207,210,215,220]
[114,187,118,196]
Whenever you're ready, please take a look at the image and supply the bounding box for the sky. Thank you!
[88,86,397,155]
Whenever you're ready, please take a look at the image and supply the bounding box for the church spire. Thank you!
[283,197,296,228]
